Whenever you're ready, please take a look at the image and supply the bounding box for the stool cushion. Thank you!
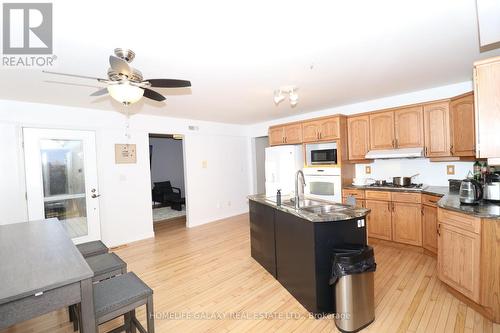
[94,272,153,318]
[77,240,108,258]
[86,253,126,277]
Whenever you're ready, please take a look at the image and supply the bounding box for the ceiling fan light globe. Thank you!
[107,82,144,104]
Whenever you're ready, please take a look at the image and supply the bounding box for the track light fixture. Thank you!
[273,86,299,107]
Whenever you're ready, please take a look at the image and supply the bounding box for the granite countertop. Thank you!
[248,194,370,223]
[343,184,449,196]
[437,193,500,220]
[343,184,500,220]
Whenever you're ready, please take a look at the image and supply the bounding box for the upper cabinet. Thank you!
[474,56,500,159]
[423,93,475,158]
[368,107,424,150]
[347,115,370,160]
[302,117,340,143]
[394,106,424,148]
[450,94,475,156]
[424,102,451,157]
[369,111,395,150]
[268,123,302,146]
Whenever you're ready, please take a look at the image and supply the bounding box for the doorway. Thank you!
[149,134,186,225]
[252,136,269,194]
[23,128,101,244]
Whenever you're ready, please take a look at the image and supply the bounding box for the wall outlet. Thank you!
[447,165,455,175]
[365,166,372,174]
[202,160,208,168]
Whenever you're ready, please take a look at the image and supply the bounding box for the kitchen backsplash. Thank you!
[354,159,474,186]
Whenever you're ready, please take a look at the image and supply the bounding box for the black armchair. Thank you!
[152,181,181,206]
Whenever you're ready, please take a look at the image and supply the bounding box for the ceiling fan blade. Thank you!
[90,88,108,96]
[109,55,131,76]
[142,88,166,102]
[42,70,107,82]
[146,79,191,88]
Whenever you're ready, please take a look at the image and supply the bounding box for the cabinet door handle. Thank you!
[395,139,398,148]
[392,202,395,212]
[392,139,395,148]
[450,144,454,155]
[425,146,428,156]
[421,207,424,215]
[437,224,441,236]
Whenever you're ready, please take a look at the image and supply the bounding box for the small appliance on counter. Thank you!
[484,172,500,202]
[459,179,483,205]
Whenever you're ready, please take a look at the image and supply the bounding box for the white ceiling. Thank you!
[1,0,500,124]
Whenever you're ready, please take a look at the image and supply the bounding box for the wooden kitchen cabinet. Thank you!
[394,106,424,148]
[450,93,475,157]
[438,223,481,302]
[302,117,339,143]
[422,205,438,254]
[474,56,500,159]
[369,111,395,150]
[347,115,370,160]
[392,202,422,246]
[365,200,392,240]
[424,102,451,157]
[269,126,285,145]
[268,123,303,146]
[283,124,303,144]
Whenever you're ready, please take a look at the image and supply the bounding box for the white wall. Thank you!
[149,137,185,195]
[0,100,251,247]
[248,81,473,137]
[353,158,473,186]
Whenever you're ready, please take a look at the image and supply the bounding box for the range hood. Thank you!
[365,147,424,159]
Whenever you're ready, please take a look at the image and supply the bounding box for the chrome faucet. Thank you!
[294,170,306,209]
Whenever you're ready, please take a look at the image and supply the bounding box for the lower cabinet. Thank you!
[422,205,438,253]
[365,200,392,240]
[438,223,481,302]
[392,202,422,246]
[249,201,277,277]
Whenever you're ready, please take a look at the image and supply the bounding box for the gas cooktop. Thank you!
[368,182,424,189]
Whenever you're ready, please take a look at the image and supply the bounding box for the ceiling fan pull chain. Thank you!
[124,107,131,139]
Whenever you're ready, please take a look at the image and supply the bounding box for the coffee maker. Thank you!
[484,172,500,202]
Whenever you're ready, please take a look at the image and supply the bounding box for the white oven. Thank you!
[303,167,342,203]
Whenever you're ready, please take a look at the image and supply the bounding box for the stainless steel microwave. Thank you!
[310,148,337,165]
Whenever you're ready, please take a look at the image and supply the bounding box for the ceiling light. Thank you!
[289,90,299,106]
[274,90,285,105]
[107,81,144,105]
[273,86,299,107]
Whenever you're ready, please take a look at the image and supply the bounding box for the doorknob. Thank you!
[91,188,100,198]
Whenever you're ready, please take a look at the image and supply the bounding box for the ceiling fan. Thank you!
[43,48,191,105]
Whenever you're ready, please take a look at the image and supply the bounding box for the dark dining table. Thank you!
[0,218,96,332]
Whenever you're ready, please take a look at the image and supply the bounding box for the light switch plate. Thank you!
[447,165,455,175]
[365,166,372,174]
[202,160,208,168]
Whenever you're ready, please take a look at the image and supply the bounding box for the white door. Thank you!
[23,128,101,244]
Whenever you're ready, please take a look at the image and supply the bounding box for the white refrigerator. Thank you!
[265,145,304,197]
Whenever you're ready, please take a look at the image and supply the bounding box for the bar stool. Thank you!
[70,252,127,330]
[75,272,154,333]
[76,240,109,258]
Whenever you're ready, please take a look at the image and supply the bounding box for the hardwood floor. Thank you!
[1,213,499,333]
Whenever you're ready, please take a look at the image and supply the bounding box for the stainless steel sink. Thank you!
[282,198,324,208]
[302,205,348,214]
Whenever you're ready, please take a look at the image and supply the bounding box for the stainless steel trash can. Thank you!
[330,245,376,332]
[334,271,374,332]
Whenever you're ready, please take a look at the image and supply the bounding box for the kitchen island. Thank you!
[248,194,370,314]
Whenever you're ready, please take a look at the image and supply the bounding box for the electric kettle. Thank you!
[459,179,483,204]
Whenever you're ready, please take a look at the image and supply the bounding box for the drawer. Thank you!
[365,190,391,201]
[422,194,441,207]
[342,189,365,199]
[391,192,421,204]
[437,208,481,234]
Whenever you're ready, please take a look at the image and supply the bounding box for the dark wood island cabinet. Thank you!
[249,197,369,314]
